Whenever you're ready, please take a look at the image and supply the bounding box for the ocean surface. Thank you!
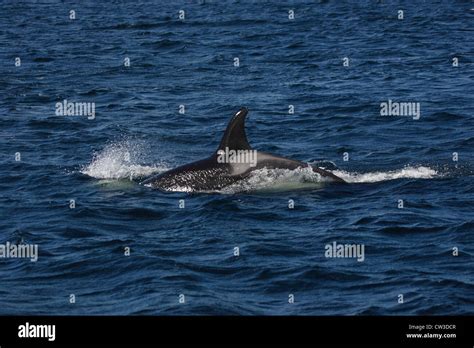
[0,1,473,315]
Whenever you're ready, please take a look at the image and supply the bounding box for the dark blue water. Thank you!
[1,1,473,315]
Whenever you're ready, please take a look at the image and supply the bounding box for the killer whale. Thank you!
[141,107,346,192]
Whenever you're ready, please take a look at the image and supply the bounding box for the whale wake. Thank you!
[80,141,440,193]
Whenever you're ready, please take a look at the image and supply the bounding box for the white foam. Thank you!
[332,165,438,183]
[81,140,168,180]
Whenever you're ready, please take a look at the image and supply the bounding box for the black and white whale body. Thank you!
[141,108,345,192]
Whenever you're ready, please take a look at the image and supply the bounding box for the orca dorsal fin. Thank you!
[216,107,252,152]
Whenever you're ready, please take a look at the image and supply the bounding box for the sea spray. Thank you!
[81,140,168,180]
